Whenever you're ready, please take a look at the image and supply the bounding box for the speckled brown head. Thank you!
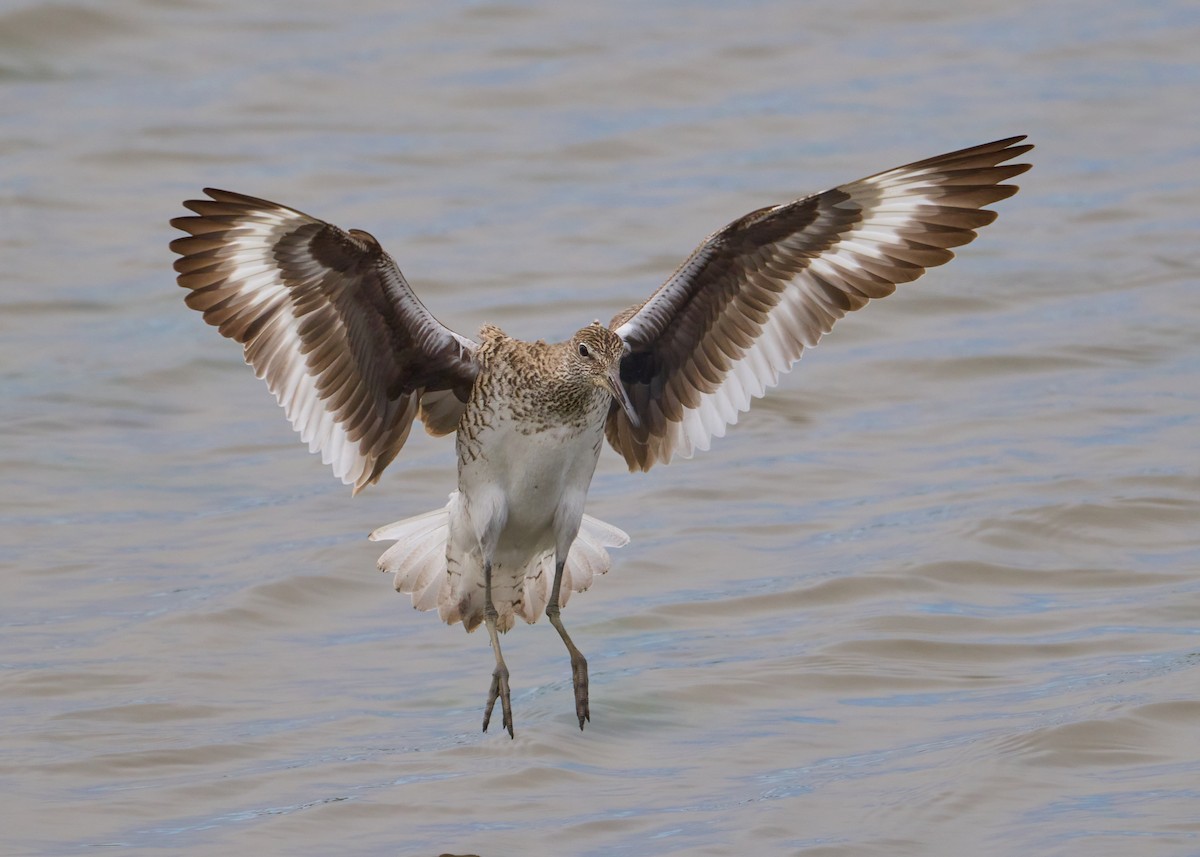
[568,322,639,428]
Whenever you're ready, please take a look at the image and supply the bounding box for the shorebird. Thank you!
[171,135,1031,737]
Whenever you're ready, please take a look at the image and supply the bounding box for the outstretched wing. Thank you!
[170,189,478,493]
[606,136,1032,470]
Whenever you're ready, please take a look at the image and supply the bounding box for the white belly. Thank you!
[458,409,606,559]
[439,396,609,630]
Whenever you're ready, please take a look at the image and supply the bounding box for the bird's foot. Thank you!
[483,663,513,739]
[571,652,589,730]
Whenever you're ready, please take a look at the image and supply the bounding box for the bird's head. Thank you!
[568,321,640,428]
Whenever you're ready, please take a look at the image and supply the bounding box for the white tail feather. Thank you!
[370,493,629,627]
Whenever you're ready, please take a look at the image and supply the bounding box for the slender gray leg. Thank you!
[481,560,513,738]
[546,557,588,729]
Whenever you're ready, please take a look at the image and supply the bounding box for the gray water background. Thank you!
[2,1,1199,855]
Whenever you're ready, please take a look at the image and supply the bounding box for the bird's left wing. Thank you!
[170,189,478,493]
[606,136,1032,470]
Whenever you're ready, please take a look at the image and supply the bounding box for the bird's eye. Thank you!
[578,343,591,358]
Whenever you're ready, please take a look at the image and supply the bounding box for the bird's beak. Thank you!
[605,365,641,429]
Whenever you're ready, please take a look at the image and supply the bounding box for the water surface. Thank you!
[2,1,1198,855]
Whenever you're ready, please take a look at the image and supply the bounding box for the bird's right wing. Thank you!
[170,189,478,493]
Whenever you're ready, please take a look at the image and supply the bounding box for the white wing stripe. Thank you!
[173,188,479,493]
[657,184,986,457]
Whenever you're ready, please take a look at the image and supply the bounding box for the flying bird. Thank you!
[170,135,1031,737]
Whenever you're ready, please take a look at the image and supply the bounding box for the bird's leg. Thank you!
[481,559,513,738]
[546,557,589,729]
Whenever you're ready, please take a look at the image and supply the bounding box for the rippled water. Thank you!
[2,1,1199,854]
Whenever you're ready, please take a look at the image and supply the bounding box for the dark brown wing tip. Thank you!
[994,134,1030,149]
[959,134,1032,157]
[166,231,202,254]
[898,136,1033,177]
[200,187,272,206]
[1002,162,1033,180]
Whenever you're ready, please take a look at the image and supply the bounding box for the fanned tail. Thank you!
[370,503,452,612]
[370,493,629,628]
[519,512,630,624]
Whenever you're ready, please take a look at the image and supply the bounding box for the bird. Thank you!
[170,135,1031,737]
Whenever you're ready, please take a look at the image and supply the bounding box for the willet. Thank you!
[170,136,1031,737]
